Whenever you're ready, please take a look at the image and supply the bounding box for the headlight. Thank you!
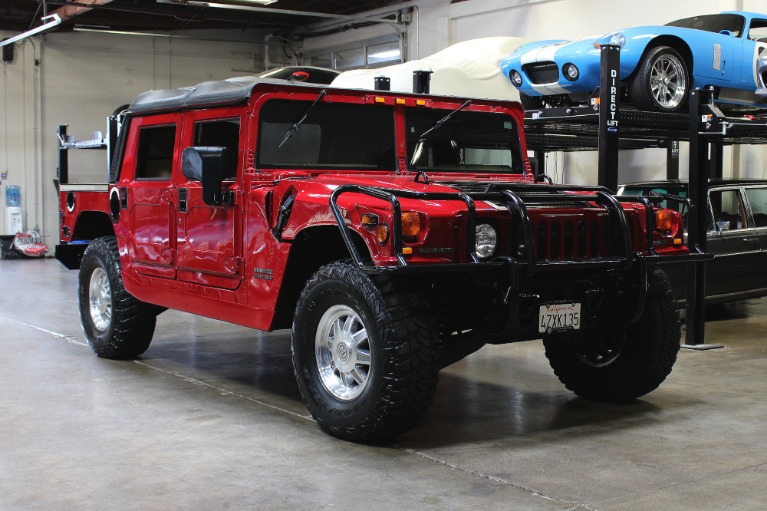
[563,63,579,81]
[475,224,497,259]
[509,70,523,87]
[608,32,626,48]
[594,32,626,49]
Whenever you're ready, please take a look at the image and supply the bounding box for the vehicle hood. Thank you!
[309,173,534,194]
[501,24,679,65]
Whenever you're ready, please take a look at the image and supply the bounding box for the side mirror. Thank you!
[182,146,231,206]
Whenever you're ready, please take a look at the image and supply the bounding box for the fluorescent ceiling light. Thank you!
[368,49,400,60]
[0,14,62,47]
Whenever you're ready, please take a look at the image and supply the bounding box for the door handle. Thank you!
[178,188,188,213]
[742,237,760,246]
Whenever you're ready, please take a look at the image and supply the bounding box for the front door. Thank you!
[175,110,244,290]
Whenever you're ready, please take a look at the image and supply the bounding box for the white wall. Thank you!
[0,28,290,243]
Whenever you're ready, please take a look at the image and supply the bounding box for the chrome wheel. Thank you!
[88,266,112,332]
[649,53,687,110]
[576,349,621,368]
[315,304,372,401]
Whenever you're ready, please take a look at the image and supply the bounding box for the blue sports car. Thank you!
[499,11,767,112]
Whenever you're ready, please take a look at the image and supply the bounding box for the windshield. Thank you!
[405,108,523,174]
[665,14,745,37]
[258,99,396,170]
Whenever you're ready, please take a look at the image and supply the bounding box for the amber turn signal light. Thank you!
[376,223,390,245]
[401,211,421,238]
[655,209,676,231]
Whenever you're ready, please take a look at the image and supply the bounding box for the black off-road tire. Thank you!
[629,46,689,112]
[543,269,680,402]
[78,236,156,359]
[292,261,439,443]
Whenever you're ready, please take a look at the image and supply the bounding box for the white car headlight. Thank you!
[608,32,626,48]
[475,224,497,259]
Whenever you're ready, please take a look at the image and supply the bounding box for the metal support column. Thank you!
[666,140,680,179]
[533,149,546,179]
[710,142,723,179]
[597,44,621,192]
[685,89,710,347]
[57,124,69,185]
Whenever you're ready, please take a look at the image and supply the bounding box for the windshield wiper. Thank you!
[279,89,327,148]
[417,99,471,139]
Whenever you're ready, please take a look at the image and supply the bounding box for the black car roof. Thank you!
[128,76,324,116]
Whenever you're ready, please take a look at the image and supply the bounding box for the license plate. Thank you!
[538,303,581,333]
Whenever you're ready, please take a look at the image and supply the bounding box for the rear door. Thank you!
[125,116,179,279]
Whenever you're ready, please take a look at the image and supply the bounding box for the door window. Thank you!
[193,118,240,180]
[709,189,748,231]
[135,125,176,180]
[745,187,767,227]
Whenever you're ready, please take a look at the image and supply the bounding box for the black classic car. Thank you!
[618,179,767,304]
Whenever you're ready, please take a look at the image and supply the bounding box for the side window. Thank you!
[193,118,240,180]
[136,125,176,180]
[709,189,748,231]
[745,187,767,227]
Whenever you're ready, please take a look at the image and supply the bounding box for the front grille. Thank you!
[523,62,559,84]
[534,217,605,260]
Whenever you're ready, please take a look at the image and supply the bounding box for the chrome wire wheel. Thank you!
[315,304,372,401]
[649,53,687,110]
[88,266,112,332]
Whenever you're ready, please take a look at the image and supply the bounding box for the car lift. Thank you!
[523,45,767,348]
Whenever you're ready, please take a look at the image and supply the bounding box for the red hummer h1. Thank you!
[56,76,695,442]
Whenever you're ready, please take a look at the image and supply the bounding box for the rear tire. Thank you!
[543,269,680,402]
[292,262,439,442]
[78,237,156,359]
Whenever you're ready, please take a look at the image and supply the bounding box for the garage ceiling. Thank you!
[0,0,407,35]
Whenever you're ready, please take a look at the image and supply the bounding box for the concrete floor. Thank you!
[1,258,766,511]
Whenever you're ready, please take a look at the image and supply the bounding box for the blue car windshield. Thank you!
[666,14,745,37]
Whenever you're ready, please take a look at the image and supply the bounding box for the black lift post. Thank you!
[685,88,710,347]
[597,44,621,192]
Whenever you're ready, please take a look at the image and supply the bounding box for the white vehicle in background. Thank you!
[331,37,528,101]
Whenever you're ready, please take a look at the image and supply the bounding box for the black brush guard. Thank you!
[329,182,710,338]
[329,182,707,276]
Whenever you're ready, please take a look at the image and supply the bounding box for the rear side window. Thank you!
[258,99,396,170]
[745,187,767,227]
[136,125,176,180]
